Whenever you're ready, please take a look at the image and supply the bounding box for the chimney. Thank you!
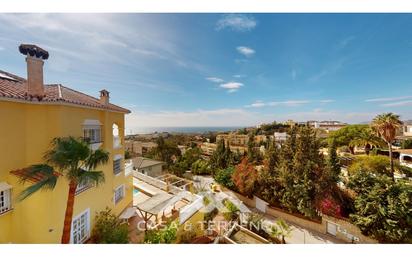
[99,89,110,105]
[19,44,49,100]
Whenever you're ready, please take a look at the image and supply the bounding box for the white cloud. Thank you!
[382,101,412,107]
[320,99,335,103]
[206,77,224,83]
[236,46,255,57]
[246,100,310,108]
[220,82,243,93]
[216,14,257,32]
[337,36,355,49]
[0,46,4,51]
[233,74,245,78]
[365,96,412,102]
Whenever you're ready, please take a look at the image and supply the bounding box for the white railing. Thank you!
[125,161,133,176]
[113,136,121,149]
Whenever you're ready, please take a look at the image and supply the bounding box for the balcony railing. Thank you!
[125,160,133,176]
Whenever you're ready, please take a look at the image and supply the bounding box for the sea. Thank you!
[128,126,243,135]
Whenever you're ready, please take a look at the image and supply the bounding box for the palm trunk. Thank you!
[388,143,395,182]
[61,181,77,244]
[365,144,371,155]
[349,146,355,155]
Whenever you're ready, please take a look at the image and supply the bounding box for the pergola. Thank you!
[155,174,193,191]
[134,191,191,231]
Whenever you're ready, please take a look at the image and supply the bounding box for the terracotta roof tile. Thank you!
[0,69,130,113]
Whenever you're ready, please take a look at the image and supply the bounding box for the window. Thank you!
[83,127,101,144]
[113,123,121,148]
[114,185,125,204]
[0,183,12,215]
[72,209,90,244]
[75,179,92,195]
[113,158,122,175]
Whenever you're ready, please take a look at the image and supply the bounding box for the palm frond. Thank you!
[84,149,109,170]
[18,164,59,201]
[77,169,105,187]
[44,137,90,171]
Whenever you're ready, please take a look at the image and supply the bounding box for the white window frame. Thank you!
[113,184,125,205]
[70,208,90,244]
[75,179,92,195]
[0,182,12,215]
[113,154,123,176]
[83,127,102,144]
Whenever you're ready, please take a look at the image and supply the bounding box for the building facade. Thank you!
[0,44,132,243]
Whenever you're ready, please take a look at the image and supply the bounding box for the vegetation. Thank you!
[214,166,235,189]
[270,219,292,244]
[209,139,233,171]
[143,222,178,244]
[348,172,412,243]
[348,155,396,177]
[402,139,412,149]
[91,208,129,243]
[222,199,239,221]
[170,146,203,176]
[328,124,371,154]
[371,113,403,180]
[16,137,109,244]
[232,157,258,197]
[191,159,212,175]
[145,136,181,167]
[124,150,132,160]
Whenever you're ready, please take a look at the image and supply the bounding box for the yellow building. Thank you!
[0,44,132,243]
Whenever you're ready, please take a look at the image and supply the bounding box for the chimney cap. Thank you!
[19,44,49,60]
[100,89,110,96]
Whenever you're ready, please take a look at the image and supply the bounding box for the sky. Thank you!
[1,13,412,132]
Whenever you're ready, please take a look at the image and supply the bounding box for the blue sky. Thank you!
[1,14,412,132]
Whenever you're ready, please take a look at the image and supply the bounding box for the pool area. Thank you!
[133,188,140,195]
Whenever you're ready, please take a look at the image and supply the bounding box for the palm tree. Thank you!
[270,219,292,244]
[16,137,109,243]
[370,113,403,180]
[349,128,384,155]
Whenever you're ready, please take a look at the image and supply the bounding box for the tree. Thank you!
[402,139,412,149]
[16,137,109,243]
[371,113,403,180]
[214,166,235,189]
[146,136,181,166]
[348,172,412,243]
[348,128,384,155]
[270,219,292,244]
[328,125,369,154]
[327,139,341,181]
[209,139,232,171]
[91,208,129,243]
[191,159,212,175]
[348,155,394,177]
[232,157,258,197]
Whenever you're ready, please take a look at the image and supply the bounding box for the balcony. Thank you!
[113,136,121,149]
[82,137,103,151]
[125,160,133,176]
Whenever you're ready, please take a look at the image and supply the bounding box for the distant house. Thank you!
[125,141,157,156]
[132,157,165,177]
[273,132,288,142]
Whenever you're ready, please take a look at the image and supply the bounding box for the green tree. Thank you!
[91,208,129,243]
[209,139,232,171]
[16,137,109,243]
[147,136,181,166]
[328,124,369,154]
[191,159,212,175]
[371,113,403,180]
[348,127,384,155]
[401,139,412,149]
[214,166,235,189]
[348,173,412,243]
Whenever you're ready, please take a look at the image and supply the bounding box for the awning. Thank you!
[135,192,174,215]
[119,207,137,220]
[0,182,12,191]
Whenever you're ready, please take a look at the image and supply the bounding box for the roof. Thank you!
[0,69,130,113]
[133,157,165,169]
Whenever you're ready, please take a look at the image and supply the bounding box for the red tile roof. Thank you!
[0,69,130,113]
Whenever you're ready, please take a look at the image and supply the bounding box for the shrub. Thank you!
[214,166,235,189]
[191,159,212,175]
[402,139,412,149]
[144,222,177,244]
[222,199,239,221]
[91,208,129,243]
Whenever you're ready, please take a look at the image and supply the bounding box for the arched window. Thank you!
[113,123,121,148]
